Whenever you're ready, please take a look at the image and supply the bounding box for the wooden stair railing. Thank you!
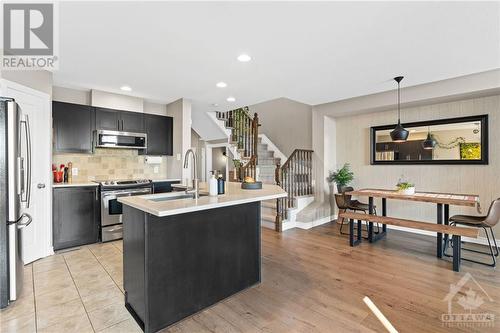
[216,107,259,181]
[275,149,314,232]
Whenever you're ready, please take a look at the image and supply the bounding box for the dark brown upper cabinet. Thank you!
[144,114,173,156]
[53,101,95,153]
[95,107,145,133]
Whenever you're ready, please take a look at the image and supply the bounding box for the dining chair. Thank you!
[334,188,379,236]
[444,198,500,267]
[342,186,377,215]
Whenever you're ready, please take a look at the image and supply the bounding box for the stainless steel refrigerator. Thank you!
[0,98,32,309]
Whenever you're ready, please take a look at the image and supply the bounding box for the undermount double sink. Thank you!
[145,191,208,202]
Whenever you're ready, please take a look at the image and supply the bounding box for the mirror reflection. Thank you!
[371,116,487,164]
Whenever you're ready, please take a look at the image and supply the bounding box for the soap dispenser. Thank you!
[209,171,218,196]
[217,174,225,195]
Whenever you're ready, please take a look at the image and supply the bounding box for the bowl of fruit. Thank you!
[241,176,263,190]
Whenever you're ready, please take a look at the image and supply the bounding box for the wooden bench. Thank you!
[338,212,479,272]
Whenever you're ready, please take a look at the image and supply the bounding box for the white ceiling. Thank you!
[54,1,500,139]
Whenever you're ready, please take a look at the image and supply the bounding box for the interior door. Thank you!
[0,80,52,264]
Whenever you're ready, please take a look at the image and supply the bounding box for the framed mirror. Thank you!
[370,115,488,165]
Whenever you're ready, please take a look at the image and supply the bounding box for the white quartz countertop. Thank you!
[52,182,98,188]
[118,182,287,217]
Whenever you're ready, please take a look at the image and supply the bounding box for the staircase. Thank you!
[214,108,316,231]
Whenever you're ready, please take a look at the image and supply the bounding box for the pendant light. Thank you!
[422,126,437,150]
[390,76,409,142]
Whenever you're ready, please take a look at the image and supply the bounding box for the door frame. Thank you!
[205,143,230,181]
[0,79,53,261]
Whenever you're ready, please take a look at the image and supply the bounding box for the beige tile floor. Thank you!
[0,241,141,333]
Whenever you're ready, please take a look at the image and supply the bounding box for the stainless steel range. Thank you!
[97,179,152,242]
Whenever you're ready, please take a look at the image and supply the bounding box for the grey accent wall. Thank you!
[249,97,312,157]
[211,147,226,177]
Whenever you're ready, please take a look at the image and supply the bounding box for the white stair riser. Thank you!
[261,206,277,216]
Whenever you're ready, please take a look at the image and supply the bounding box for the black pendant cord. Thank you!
[397,80,401,123]
[390,76,408,142]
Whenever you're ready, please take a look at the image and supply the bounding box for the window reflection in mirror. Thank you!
[371,115,488,164]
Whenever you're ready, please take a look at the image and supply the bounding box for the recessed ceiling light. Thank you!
[226,97,236,102]
[211,103,219,107]
[216,82,227,88]
[120,85,132,92]
[237,54,251,62]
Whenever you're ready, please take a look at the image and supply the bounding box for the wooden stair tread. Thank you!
[339,212,479,238]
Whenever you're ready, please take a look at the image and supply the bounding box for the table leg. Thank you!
[382,198,387,233]
[437,203,443,258]
[368,197,373,242]
[452,235,461,272]
[368,196,386,243]
[350,218,362,247]
[443,204,449,256]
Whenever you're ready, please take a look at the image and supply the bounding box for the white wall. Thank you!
[1,70,53,97]
[143,101,167,116]
[249,97,312,157]
[91,89,143,112]
[166,98,192,181]
[325,95,500,237]
[191,129,206,181]
[53,86,90,105]
[53,86,167,116]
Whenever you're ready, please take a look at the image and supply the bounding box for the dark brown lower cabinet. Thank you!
[53,186,100,250]
[152,181,180,194]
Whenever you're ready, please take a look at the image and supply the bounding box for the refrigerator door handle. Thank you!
[17,156,24,196]
[16,213,32,229]
[20,115,32,208]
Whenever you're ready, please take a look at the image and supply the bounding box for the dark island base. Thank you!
[123,202,261,333]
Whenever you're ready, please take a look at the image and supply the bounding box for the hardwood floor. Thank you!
[1,222,499,332]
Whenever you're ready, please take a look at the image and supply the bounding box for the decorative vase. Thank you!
[398,187,415,195]
[337,184,345,193]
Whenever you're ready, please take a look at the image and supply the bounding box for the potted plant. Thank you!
[327,163,354,193]
[396,181,415,195]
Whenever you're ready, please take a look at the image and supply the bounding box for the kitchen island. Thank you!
[118,182,287,333]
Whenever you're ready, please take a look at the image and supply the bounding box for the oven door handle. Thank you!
[102,195,114,209]
[102,188,151,196]
[105,225,123,233]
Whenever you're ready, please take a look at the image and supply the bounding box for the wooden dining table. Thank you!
[345,189,480,258]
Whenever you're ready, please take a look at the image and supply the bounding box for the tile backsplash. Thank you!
[53,148,167,182]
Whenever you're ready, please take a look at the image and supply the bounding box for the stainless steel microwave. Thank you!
[94,130,147,149]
